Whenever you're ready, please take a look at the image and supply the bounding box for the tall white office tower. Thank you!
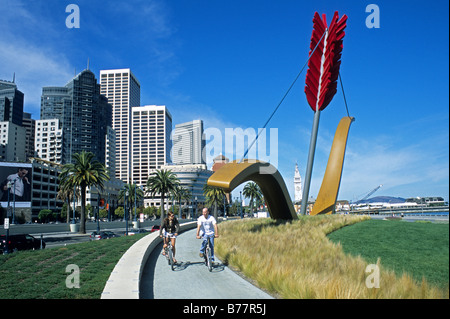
[294,162,302,202]
[171,119,205,165]
[131,105,173,189]
[100,69,140,184]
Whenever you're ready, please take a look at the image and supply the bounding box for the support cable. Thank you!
[338,72,351,118]
[239,30,328,163]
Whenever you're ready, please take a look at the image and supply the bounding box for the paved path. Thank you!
[140,228,273,299]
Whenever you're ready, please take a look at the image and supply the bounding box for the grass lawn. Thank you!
[327,219,449,288]
[215,215,449,298]
[0,233,147,299]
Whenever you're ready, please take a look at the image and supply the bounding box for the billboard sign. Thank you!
[0,162,32,208]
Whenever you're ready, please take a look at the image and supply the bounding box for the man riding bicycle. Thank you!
[196,207,219,262]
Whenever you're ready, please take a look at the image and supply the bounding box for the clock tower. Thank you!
[294,163,302,202]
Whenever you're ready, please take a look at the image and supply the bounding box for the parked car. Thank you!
[89,231,119,241]
[0,234,45,254]
[150,225,160,233]
[103,231,120,238]
[127,229,149,236]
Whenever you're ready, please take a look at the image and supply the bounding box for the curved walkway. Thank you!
[140,228,273,299]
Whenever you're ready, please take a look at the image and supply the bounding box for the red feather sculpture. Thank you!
[305,11,347,112]
[300,11,348,216]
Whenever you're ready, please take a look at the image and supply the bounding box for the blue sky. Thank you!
[1,0,448,202]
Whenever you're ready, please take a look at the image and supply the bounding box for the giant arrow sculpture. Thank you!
[300,12,347,215]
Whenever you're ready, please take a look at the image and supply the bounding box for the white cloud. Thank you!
[340,135,449,201]
[0,40,74,117]
[0,0,74,117]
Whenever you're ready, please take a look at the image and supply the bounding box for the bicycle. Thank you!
[163,239,176,271]
[201,235,214,272]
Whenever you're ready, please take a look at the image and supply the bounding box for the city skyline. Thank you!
[0,0,448,202]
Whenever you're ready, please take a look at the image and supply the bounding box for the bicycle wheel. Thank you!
[206,246,213,272]
[168,246,174,270]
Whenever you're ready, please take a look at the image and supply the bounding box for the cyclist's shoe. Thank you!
[199,253,204,258]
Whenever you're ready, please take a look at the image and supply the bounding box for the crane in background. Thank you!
[353,184,383,204]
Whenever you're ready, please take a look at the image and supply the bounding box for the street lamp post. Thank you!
[240,191,243,219]
[223,194,227,218]
[133,182,137,222]
[11,179,16,225]
[125,190,129,236]
[178,194,182,220]
[4,183,12,254]
[107,193,110,222]
[195,196,198,218]
[96,192,100,232]
[73,185,76,223]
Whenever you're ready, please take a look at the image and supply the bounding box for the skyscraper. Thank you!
[172,119,205,165]
[131,105,172,188]
[100,68,140,184]
[40,69,112,165]
[0,79,24,126]
[22,112,36,161]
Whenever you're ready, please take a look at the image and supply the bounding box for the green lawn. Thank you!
[0,233,147,299]
[327,219,449,288]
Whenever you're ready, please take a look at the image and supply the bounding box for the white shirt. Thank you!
[197,215,217,236]
[7,174,24,197]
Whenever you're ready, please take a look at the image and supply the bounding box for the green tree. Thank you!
[146,169,179,221]
[115,206,124,219]
[118,183,144,221]
[99,208,108,219]
[243,182,263,214]
[38,209,52,223]
[59,151,109,234]
[203,184,225,220]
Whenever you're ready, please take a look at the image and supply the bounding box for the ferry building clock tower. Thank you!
[294,163,302,202]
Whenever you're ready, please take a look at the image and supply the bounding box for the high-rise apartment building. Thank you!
[105,126,116,178]
[22,112,36,161]
[34,119,63,163]
[171,119,205,165]
[0,121,26,161]
[100,69,140,184]
[131,105,172,189]
[40,69,112,165]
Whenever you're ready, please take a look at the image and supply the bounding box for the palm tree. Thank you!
[170,185,191,219]
[146,169,179,221]
[243,182,263,214]
[57,183,79,223]
[203,184,225,220]
[59,151,109,234]
[118,183,145,221]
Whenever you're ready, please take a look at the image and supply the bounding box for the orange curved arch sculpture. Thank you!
[310,116,354,215]
[207,160,298,220]
[207,116,354,219]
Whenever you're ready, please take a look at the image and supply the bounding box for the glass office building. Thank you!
[40,69,112,165]
[0,79,24,126]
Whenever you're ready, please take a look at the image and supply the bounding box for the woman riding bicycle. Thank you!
[160,211,180,263]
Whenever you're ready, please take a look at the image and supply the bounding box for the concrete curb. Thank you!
[101,221,197,299]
